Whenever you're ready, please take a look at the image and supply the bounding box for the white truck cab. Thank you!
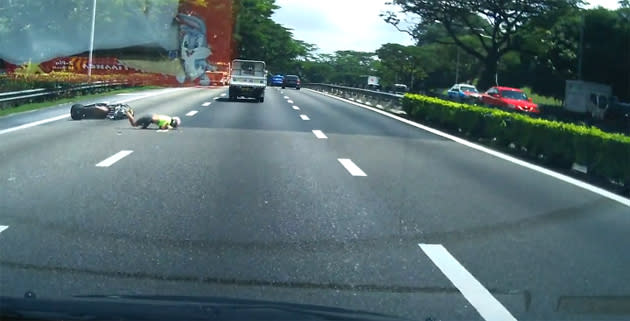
[229,59,267,102]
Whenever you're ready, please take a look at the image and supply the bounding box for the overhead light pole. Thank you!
[88,0,97,80]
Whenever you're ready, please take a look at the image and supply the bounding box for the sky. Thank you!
[271,0,622,55]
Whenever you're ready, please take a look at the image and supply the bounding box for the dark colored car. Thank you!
[270,74,284,86]
[282,75,300,89]
[480,86,539,113]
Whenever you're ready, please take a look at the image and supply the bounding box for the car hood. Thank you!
[0,294,413,321]
[502,97,537,107]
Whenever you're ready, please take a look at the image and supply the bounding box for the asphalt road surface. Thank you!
[1,86,630,321]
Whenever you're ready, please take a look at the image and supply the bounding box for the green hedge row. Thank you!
[403,94,630,185]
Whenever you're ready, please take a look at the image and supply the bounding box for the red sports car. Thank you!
[480,86,539,113]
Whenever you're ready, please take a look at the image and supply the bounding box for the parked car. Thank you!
[447,84,481,102]
[282,75,300,89]
[480,86,539,113]
[270,74,284,87]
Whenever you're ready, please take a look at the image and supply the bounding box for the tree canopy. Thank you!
[382,0,581,89]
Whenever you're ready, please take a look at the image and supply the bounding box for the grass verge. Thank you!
[0,86,162,117]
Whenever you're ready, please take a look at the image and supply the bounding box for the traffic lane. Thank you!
[0,87,223,228]
[303,122,630,317]
[276,87,440,139]
[445,199,630,320]
[0,87,223,170]
[0,87,186,131]
[0,126,485,320]
[182,87,308,133]
[1,128,401,274]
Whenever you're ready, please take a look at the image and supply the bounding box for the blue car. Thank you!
[270,74,284,86]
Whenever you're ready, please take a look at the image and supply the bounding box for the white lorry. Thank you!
[564,80,613,120]
[229,59,267,102]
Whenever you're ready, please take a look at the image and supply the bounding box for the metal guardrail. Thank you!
[303,83,406,114]
[0,81,127,109]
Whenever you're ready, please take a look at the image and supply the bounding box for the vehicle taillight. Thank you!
[297,79,301,84]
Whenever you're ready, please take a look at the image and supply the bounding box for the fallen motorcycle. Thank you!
[70,103,134,120]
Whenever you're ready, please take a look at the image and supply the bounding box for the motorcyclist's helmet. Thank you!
[170,117,181,128]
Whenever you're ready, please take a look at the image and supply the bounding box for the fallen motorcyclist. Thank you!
[125,110,181,129]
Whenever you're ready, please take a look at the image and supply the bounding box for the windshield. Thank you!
[501,90,528,100]
[461,86,478,93]
[1,1,629,321]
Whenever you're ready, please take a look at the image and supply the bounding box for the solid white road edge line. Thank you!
[202,102,212,106]
[292,105,300,110]
[186,110,198,117]
[305,88,630,207]
[0,226,8,234]
[338,158,367,176]
[96,150,133,167]
[419,244,518,321]
[312,130,328,139]
[0,88,185,136]
[0,114,69,135]
[300,114,310,120]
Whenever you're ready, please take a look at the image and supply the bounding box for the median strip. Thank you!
[96,150,133,167]
[419,244,517,321]
[337,158,367,176]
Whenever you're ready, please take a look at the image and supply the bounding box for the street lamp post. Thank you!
[88,0,97,80]
[577,14,584,80]
[455,47,460,84]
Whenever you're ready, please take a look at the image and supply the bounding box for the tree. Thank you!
[382,0,580,89]
[376,43,429,91]
[328,50,378,86]
[519,7,630,100]
[233,0,314,73]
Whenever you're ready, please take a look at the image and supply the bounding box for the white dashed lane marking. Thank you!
[337,159,367,176]
[292,106,300,110]
[312,130,327,139]
[0,226,8,234]
[95,150,133,167]
[287,100,294,104]
[214,97,220,100]
[300,114,310,121]
[419,244,517,321]
[220,93,227,97]
[283,96,289,99]
[202,102,212,106]
[186,110,198,116]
